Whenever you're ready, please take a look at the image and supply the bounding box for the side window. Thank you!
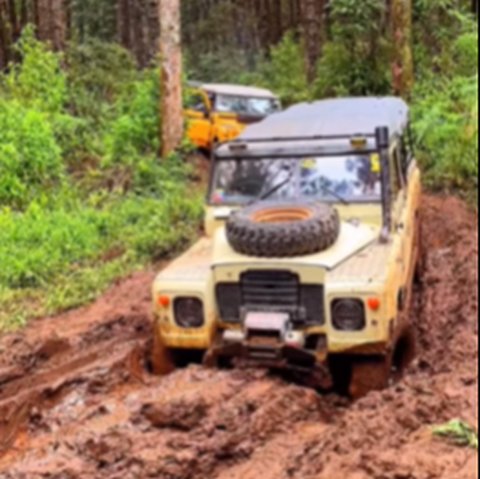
[401,136,411,176]
[391,146,406,194]
[186,92,209,114]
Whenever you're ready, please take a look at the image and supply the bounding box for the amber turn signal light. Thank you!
[367,297,381,311]
[157,295,170,308]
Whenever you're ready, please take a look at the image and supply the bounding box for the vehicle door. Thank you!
[401,128,422,286]
[210,94,246,144]
[185,89,213,149]
[391,132,420,310]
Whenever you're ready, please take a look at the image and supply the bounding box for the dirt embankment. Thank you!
[0,195,477,479]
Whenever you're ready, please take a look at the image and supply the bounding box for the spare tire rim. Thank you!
[251,206,314,224]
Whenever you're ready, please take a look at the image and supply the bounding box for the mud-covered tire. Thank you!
[151,325,176,376]
[226,201,340,257]
[348,327,416,399]
[349,355,392,399]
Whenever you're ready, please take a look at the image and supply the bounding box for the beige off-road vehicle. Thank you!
[152,97,422,397]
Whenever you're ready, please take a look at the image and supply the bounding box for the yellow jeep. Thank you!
[185,83,281,150]
[153,97,422,397]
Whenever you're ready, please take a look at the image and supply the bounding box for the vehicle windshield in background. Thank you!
[215,94,281,117]
[210,155,382,204]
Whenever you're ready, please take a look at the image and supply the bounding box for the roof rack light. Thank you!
[350,136,368,149]
[229,142,249,153]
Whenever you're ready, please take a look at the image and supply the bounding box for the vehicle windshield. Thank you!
[210,155,382,205]
[214,94,281,117]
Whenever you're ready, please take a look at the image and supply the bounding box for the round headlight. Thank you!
[332,299,366,331]
[174,297,205,328]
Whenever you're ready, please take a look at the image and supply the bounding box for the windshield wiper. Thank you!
[249,170,293,205]
[319,176,350,205]
[257,170,294,202]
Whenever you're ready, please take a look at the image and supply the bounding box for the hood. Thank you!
[212,221,379,271]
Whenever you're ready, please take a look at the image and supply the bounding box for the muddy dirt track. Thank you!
[0,195,477,479]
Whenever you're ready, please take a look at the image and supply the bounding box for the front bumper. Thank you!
[204,312,333,388]
[204,337,333,389]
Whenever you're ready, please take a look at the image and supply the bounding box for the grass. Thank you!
[433,420,479,450]
[0,256,132,329]
[0,32,207,332]
[0,188,203,331]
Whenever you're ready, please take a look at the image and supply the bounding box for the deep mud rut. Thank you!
[0,195,477,479]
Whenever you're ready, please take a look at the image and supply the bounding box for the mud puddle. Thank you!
[0,195,477,479]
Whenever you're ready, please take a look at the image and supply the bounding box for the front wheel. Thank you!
[349,355,393,399]
[151,327,176,376]
[348,327,416,399]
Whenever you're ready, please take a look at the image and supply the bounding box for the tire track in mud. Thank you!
[0,272,155,458]
[0,195,478,479]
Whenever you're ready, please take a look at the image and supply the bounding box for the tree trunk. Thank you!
[36,0,52,46]
[391,0,414,98]
[117,0,132,50]
[50,0,67,50]
[7,0,19,40]
[301,0,325,83]
[147,0,160,65]
[256,0,270,52]
[159,0,183,157]
[0,0,10,68]
[271,0,283,44]
[132,0,145,66]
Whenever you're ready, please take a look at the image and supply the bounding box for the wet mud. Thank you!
[0,195,477,479]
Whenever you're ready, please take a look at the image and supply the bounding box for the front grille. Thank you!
[217,270,325,326]
[241,270,299,308]
[216,283,242,323]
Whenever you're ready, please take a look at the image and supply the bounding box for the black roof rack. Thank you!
[228,133,376,145]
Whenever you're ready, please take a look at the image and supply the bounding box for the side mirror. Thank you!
[375,127,390,149]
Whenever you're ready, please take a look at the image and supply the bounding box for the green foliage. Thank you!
[314,0,391,97]
[0,29,203,330]
[191,33,312,105]
[258,33,311,105]
[0,180,203,329]
[182,0,260,83]
[452,31,479,76]
[0,186,201,290]
[65,40,137,124]
[69,0,117,43]
[433,420,479,449]
[413,73,478,190]
[2,26,66,114]
[413,0,477,76]
[105,68,160,165]
[412,4,478,192]
[185,48,258,84]
[0,100,64,208]
[0,29,83,208]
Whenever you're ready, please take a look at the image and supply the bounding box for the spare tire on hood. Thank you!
[226,201,340,258]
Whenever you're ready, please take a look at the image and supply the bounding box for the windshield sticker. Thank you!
[212,190,226,204]
[370,153,381,173]
[302,158,317,170]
